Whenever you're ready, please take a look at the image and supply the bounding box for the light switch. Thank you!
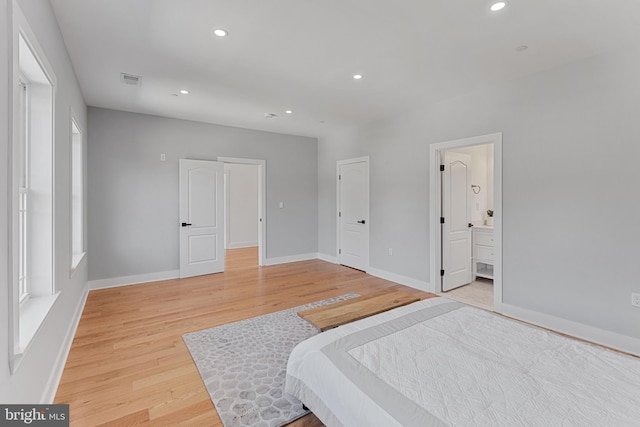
[279,202,284,209]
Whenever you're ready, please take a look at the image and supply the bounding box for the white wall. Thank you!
[1,0,88,403]
[224,163,259,249]
[318,48,640,344]
[87,108,318,281]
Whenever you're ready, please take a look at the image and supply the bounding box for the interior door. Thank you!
[338,159,369,271]
[179,159,225,278]
[442,151,472,291]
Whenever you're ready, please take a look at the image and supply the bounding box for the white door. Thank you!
[442,151,472,291]
[179,159,225,278]
[338,158,369,271]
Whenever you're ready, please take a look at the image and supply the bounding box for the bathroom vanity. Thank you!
[472,226,494,280]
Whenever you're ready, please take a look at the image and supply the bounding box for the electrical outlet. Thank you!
[160,153,166,161]
[388,248,393,256]
[632,293,640,308]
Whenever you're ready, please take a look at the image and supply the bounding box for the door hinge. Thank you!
[440,217,445,224]
[339,174,342,180]
[339,249,342,254]
[440,165,445,172]
[339,212,342,217]
[440,269,445,277]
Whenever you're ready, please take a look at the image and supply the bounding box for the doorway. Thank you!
[218,157,266,266]
[429,133,503,311]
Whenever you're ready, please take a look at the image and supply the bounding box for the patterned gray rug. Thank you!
[183,294,358,427]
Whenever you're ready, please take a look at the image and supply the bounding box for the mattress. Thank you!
[285,297,640,427]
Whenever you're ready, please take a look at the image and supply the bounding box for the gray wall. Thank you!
[318,49,640,340]
[88,108,318,280]
[1,0,88,403]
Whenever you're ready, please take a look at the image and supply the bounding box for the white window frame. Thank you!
[70,115,85,273]
[18,77,29,303]
[9,2,59,373]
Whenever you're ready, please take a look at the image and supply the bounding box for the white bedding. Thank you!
[285,298,640,427]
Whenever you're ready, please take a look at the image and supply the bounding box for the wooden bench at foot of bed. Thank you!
[297,289,421,331]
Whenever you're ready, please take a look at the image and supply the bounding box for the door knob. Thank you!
[357,220,366,224]
[181,222,192,227]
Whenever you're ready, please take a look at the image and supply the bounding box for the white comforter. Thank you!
[285,297,640,427]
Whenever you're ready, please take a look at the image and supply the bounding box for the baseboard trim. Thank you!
[498,302,640,357]
[366,267,429,291]
[317,253,339,264]
[88,270,180,290]
[41,284,89,403]
[264,253,318,266]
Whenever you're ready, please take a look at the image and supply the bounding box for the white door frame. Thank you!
[217,156,266,266]
[336,156,370,271]
[429,133,503,311]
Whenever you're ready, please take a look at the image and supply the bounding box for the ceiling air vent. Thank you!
[264,113,277,119]
[120,73,142,86]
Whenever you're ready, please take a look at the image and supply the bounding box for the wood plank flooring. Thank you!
[55,247,435,426]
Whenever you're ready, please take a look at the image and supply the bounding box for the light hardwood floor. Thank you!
[55,247,435,426]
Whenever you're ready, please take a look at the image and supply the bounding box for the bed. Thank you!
[285,297,640,426]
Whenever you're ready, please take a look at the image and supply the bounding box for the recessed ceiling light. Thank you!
[353,74,363,80]
[213,28,228,37]
[285,110,293,114]
[490,1,507,12]
[180,89,190,94]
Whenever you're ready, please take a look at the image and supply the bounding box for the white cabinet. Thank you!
[473,226,494,280]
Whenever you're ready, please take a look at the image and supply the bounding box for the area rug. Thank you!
[183,293,358,427]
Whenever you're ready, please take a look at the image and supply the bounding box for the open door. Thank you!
[442,151,472,291]
[179,159,225,278]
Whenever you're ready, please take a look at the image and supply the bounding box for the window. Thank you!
[18,79,29,302]
[17,33,54,299]
[71,118,84,270]
[10,19,57,371]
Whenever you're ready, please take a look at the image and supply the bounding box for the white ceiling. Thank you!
[49,0,639,138]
